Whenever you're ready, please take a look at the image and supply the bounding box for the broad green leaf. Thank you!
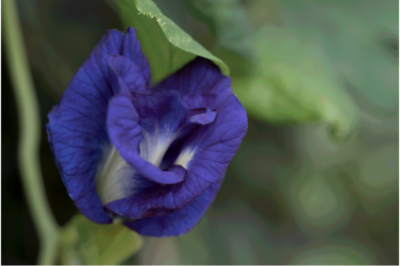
[233,27,358,137]
[58,214,142,265]
[116,0,229,84]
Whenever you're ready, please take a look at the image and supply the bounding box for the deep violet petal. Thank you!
[189,110,217,125]
[125,179,222,237]
[122,27,152,87]
[154,57,232,109]
[46,29,126,224]
[106,55,150,95]
[182,94,217,110]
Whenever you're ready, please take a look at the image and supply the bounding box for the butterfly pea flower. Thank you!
[47,27,247,237]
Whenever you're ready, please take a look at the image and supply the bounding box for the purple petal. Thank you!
[106,93,185,185]
[125,179,222,237]
[106,55,150,95]
[182,94,217,109]
[122,27,151,87]
[104,94,247,219]
[154,57,232,109]
[46,30,125,224]
[174,93,247,198]
[189,109,217,125]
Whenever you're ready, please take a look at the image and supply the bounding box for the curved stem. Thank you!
[2,0,60,264]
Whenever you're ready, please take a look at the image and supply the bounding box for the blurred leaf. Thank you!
[293,123,358,171]
[233,27,358,137]
[58,214,142,265]
[116,0,229,84]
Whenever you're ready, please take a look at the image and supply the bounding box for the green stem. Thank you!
[2,0,60,264]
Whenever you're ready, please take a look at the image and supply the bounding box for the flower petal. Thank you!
[125,179,222,237]
[154,57,232,109]
[46,30,125,224]
[182,94,217,109]
[106,93,185,185]
[104,94,247,219]
[188,109,217,125]
[106,55,150,95]
[122,27,151,88]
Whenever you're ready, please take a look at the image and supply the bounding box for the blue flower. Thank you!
[47,27,247,237]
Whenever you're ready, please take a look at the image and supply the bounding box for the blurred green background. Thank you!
[2,0,398,264]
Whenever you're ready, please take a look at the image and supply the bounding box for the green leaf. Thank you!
[233,27,358,137]
[116,0,229,84]
[58,214,142,265]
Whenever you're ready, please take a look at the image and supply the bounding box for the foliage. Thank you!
[234,26,357,137]
[58,214,142,265]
